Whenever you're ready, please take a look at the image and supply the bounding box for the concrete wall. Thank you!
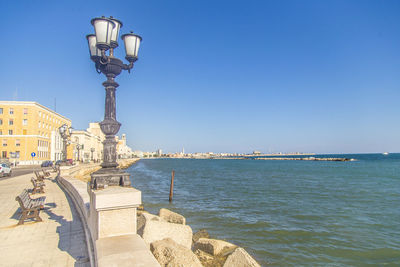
[57,166,160,267]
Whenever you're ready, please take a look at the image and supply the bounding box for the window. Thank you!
[0,130,2,135]
[16,139,20,146]
[0,119,2,125]
[1,151,6,158]
[2,140,7,147]
[15,151,20,158]
[39,111,41,117]
[23,108,28,115]
[9,119,13,125]
[23,129,27,135]
[38,121,41,128]
[23,119,28,126]
[8,130,12,135]
[0,108,3,114]
[9,108,13,115]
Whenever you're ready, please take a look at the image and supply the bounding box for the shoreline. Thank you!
[142,156,356,161]
[67,158,140,182]
[254,157,356,161]
[61,159,260,266]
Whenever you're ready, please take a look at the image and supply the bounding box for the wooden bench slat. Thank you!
[41,169,51,177]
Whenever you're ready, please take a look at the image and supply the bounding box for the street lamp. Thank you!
[59,124,73,164]
[91,147,95,162]
[86,16,142,189]
[76,144,84,162]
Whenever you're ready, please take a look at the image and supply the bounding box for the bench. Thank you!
[42,168,51,177]
[31,177,45,194]
[51,165,59,173]
[15,189,46,225]
[34,171,45,182]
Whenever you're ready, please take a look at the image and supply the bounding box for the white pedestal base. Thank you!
[88,186,142,241]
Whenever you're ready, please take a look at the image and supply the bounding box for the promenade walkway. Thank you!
[0,171,90,266]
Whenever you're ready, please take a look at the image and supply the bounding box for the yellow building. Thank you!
[0,101,71,165]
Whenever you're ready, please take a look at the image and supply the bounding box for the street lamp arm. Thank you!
[100,50,109,65]
[122,61,134,73]
[95,61,102,74]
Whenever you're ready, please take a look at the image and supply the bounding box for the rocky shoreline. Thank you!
[137,207,261,267]
[70,158,261,266]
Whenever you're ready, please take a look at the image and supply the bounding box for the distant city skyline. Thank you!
[1,1,399,154]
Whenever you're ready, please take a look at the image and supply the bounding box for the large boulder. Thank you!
[223,247,261,267]
[194,244,237,267]
[137,213,164,232]
[151,238,202,267]
[194,238,236,256]
[193,229,210,243]
[194,249,215,267]
[137,213,193,249]
[159,208,186,225]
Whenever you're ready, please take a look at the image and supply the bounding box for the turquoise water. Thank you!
[127,154,400,266]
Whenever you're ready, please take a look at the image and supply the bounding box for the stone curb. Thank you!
[57,174,96,267]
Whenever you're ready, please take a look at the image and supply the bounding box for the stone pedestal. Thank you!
[88,186,141,241]
[90,167,131,189]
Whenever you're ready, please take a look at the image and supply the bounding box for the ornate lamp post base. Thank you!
[90,167,131,189]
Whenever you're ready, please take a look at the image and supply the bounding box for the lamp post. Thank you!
[86,16,142,189]
[76,144,84,162]
[91,148,95,162]
[59,124,73,164]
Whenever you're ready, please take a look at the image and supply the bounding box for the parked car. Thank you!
[0,163,12,177]
[55,159,73,166]
[41,160,53,167]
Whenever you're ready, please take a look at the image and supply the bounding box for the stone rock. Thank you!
[194,246,237,267]
[223,247,261,267]
[151,238,202,267]
[137,213,164,233]
[159,208,186,225]
[137,209,149,217]
[137,204,150,217]
[193,229,210,243]
[194,238,236,256]
[138,213,193,249]
[194,249,214,267]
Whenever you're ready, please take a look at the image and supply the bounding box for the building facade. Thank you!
[116,134,133,159]
[0,101,71,164]
[70,123,103,163]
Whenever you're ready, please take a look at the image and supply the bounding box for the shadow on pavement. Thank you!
[43,197,90,266]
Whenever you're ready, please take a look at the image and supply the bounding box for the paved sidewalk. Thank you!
[0,172,90,266]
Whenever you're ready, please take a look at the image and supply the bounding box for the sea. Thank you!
[126,153,400,266]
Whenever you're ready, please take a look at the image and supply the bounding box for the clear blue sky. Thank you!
[1,0,399,154]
